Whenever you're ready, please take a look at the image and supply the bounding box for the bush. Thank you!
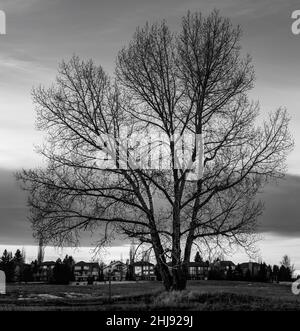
[153,290,199,307]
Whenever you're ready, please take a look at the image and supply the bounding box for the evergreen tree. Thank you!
[226,265,233,280]
[266,265,273,282]
[14,249,24,263]
[257,262,267,282]
[53,256,75,284]
[31,260,39,281]
[278,265,286,281]
[194,252,203,263]
[53,258,64,284]
[13,249,25,282]
[273,265,279,283]
[280,255,294,280]
[63,255,75,282]
[0,250,14,282]
[22,264,34,282]
[234,264,243,281]
[245,269,251,281]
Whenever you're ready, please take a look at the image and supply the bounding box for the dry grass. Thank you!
[1,280,299,311]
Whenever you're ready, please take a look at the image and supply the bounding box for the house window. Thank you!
[135,267,142,275]
[189,267,196,275]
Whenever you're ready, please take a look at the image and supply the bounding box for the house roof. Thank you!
[75,261,99,267]
[133,261,154,267]
[187,262,209,267]
[109,260,125,266]
[240,262,261,268]
[218,261,235,267]
[41,261,56,266]
[103,261,126,270]
[212,260,235,267]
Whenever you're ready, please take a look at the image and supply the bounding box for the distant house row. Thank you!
[34,260,157,283]
[72,260,158,283]
[186,260,262,280]
[33,259,264,284]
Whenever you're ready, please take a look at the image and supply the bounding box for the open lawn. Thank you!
[0,280,299,311]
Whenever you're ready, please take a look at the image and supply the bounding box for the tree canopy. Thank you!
[17,10,293,290]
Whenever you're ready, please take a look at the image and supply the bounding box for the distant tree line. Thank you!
[0,249,75,284]
[51,256,75,284]
[207,262,293,282]
[0,249,25,282]
[207,254,295,282]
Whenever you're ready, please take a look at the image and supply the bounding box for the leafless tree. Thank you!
[17,10,293,290]
[281,254,295,274]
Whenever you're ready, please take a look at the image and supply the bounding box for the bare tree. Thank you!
[17,10,293,290]
[281,254,295,274]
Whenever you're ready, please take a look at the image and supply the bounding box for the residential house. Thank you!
[210,260,236,279]
[132,261,156,281]
[39,261,56,282]
[214,260,236,271]
[32,261,55,282]
[74,261,100,283]
[240,262,261,277]
[187,261,210,280]
[103,261,127,281]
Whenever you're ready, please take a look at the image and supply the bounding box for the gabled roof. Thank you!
[133,261,154,267]
[109,260,125,266]
[75,261,99,268]
[218,260,235,267]
[240,262,260,268]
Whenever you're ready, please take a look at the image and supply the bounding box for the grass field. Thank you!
[1,280,299,311]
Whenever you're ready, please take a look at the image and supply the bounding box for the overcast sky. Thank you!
[0,0,300,266]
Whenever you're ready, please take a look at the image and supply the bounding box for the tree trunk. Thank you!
[171,265,187,290]
[151,233,187,291]
[172,195,187,291]
[157,259,173,291]
[149,225,173,291]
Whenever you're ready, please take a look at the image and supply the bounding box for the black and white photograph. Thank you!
[0,0,300,321]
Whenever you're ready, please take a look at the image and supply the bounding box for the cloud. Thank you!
[0,168,128,246]
[1,168,300,246]
[258,175,300,236]
[0,0,300,173]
